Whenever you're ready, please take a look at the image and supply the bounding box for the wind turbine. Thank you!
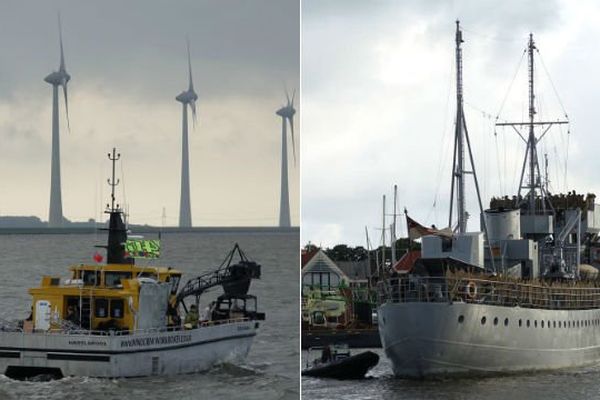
[175,39,198,228]
[44,14,71,227]
[276,90,296,227]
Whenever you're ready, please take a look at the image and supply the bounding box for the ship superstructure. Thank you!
[377,21,600,377]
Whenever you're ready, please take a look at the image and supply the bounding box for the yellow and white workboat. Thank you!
[0,149,265,380]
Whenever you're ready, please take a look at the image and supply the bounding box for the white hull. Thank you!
[0,319,258,378]
[378,302,600,377]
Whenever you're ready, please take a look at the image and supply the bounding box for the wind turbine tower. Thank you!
[276,91,296,227]
[175,39,198,228]
[44,15,71,227]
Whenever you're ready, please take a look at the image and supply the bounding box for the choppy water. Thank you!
[302,348,600,399]
[0,231,299,400]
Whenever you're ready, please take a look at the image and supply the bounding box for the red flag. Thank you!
[93,252,103,263]
[406,214,453,240]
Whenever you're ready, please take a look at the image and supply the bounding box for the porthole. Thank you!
[534,320,538,328]
[493,317,498,326]
[559,321,562,328]
[541,320,544,328]
[458,315,464,324]
[553,321,556,328]
[519,319,522,327]
[504,318,509,326]
[481,316,486,325]
[527,320,530,327]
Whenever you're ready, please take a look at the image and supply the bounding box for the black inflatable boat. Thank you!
[302,347,379,379]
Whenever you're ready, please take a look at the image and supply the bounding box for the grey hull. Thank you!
[0,320,258,378]
[378,302,600,377]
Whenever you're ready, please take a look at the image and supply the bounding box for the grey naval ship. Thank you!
[0,149,265,379]
[377,21,600,378]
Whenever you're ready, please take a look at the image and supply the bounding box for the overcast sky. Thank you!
[0,0,299,226]
[302,0,600,246]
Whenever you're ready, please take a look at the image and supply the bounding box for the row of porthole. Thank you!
[457,315,600,329]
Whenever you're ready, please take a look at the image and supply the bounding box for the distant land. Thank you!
[0,216,298,235]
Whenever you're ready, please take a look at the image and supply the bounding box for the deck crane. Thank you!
[175,243,265,321]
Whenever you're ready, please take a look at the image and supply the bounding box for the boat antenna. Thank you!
[448,20,495,271]
[496,34,568,214]
[96,147,133,265]
[108,148,120,212]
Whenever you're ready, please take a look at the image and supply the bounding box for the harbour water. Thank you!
[0,231,299,400]
[302,348,600,400]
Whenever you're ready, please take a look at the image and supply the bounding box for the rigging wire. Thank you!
[565,126,570,191]
[495,49,527,120]
[427,56,455,224]
[536,49,569,119]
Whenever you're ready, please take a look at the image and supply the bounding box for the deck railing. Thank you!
[378,275,600,310]
[0,317,251,336]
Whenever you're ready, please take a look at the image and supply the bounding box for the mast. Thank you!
[108,148,119,212]
[544,153,550,194]
[98,148,133,265]
[448,21,495,270]
[381,194,386,272]
[449,20,467,233]
[496,34,568,215]
[391,184,398,265]
[365,226,372,285]
[527,34,536,213]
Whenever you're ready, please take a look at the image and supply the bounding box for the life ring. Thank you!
[466,281,478,300]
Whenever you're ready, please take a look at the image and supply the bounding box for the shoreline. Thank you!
[0,226,299,235]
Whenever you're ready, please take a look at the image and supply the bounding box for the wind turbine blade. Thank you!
[187,37,193,91]
[291,88,296,108]
[289,116,296,166]
[58,13,66,72]
[63,83,70,131]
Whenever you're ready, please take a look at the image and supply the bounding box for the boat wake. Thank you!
[210,362,262,378]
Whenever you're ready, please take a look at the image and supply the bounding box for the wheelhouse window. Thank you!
[105,272,132,287]
[110,299,124,319]
[82,270,101,286]
[95,299,108,318]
